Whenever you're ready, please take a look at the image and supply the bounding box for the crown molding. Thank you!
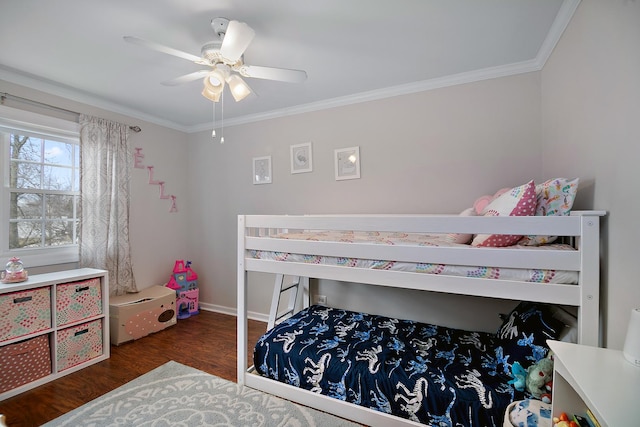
[192,58,543,132]
[0,65,191,132]
[534,0,581,68]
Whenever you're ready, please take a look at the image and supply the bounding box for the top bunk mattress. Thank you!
[248,230,579,284]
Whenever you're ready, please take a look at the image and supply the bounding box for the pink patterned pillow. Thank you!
[471,180,537,247]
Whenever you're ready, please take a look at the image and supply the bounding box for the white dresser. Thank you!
[548,340,640,427]
[0,268,109,400]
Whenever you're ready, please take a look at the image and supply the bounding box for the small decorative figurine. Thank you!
[1,256,28,283]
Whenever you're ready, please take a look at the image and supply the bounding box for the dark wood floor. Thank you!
[0,310,267,427]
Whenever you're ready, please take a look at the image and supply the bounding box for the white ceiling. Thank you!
[0,0,577,133]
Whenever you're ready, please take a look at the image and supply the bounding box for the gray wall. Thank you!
[187,72,543,332]
[540,0,640,348]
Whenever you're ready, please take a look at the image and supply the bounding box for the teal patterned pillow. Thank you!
[519,178,579,246]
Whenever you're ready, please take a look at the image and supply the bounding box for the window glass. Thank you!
[7,134,79,250]
[1,106,80,265]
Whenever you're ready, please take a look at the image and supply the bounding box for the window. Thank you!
[0,105,80,267]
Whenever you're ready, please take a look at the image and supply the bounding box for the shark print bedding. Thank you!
[254,305,527,426]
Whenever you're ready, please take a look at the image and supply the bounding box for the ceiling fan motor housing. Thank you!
[211,17,230,39]
[201,41,223,63]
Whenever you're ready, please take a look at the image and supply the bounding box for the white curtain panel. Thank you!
[79,115,137,295]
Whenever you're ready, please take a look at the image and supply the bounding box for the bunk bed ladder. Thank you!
[268,275,309,330]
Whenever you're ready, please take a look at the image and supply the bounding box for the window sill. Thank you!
[1,246,79,268]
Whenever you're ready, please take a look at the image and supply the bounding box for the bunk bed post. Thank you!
[237,215,248,385]
[576,212,603,347]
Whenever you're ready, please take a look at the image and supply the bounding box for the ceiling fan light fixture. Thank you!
[227,74,252,102]
[202,70,225,101]
[201,85,221,102]
[206,70,225,89]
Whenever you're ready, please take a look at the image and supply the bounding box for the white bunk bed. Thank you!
[237,211,605,427]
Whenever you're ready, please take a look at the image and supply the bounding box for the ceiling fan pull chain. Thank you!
[220,91,225,144]
[211,99,216,139]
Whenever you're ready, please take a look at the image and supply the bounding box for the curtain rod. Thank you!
[0,92,142,133]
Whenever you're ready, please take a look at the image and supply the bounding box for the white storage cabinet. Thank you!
[548,340,640,427]
[0,268,109,400]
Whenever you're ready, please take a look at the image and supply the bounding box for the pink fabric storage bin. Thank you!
[0,287,51,343]
[0,334,51,393]
[56,278,103,326]
[56,319,103,371]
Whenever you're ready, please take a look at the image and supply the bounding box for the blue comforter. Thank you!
[254,305,516,426]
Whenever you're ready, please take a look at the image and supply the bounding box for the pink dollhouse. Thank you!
[166,260,199,319]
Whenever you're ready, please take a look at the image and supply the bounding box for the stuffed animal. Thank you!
[508,361,527,392]
[525,357,554,402]
[472,188,510,215]
[509,356,554,403]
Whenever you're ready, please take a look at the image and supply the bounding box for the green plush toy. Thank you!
[525,357,554,403]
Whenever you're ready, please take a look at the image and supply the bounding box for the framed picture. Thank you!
[334,146,360,180]
[290,142,313,174]
[252,156,272,184]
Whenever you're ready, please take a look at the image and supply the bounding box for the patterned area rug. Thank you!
[43,361,359,426]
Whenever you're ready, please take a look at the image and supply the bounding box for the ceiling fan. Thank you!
[124,17,307,102]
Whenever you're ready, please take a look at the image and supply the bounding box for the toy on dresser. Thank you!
[1,257,28,284]
[166,260,199,319]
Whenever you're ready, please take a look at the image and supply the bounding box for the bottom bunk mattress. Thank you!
[254,305,526,426]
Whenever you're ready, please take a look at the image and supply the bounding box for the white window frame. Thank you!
[0,105,81,267]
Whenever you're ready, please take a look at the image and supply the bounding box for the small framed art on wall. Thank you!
[253,156,272,184]
[334,146,360,180]
[290,142,313,174]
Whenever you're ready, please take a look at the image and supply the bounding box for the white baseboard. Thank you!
[199,302,269,323]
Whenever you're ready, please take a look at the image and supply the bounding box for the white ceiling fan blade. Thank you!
[123,36,202,63]
[239,65,307,83]
[219,20,255,63]
[161,70,211,86]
